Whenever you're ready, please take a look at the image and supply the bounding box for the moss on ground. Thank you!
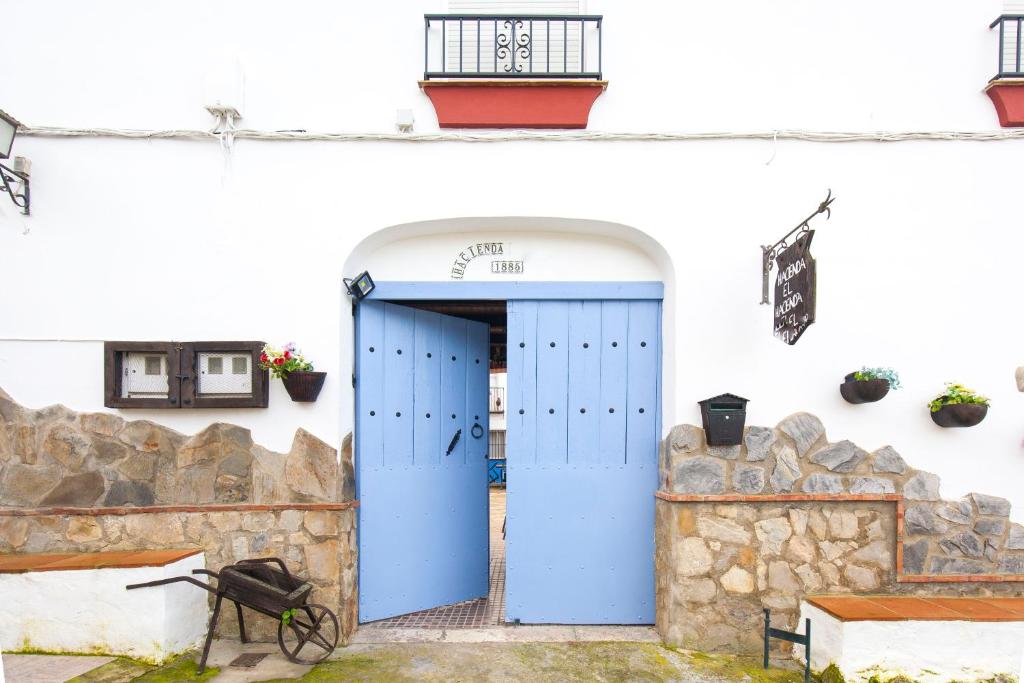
[670,648,811,682]
[67,657,156,683]
[130,654,219,682]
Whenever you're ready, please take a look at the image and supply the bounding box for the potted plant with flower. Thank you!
[840,366,901,404]
[259,343,326,402]
[928,383,990,428]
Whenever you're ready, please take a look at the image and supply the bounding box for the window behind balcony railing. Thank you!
[424,2,602,80]
[993,15,1024,77]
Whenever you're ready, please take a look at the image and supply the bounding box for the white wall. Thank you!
[1,1,1023,516]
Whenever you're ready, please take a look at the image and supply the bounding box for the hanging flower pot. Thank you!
[259,343,326,403]
[282,371,327,403]
[928,383,990,428]
[840,367,899,404]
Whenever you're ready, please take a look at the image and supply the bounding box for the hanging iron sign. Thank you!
[760,190,834,345]
[773,231,816,345]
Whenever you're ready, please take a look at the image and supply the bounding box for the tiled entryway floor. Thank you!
[368,487,506,629]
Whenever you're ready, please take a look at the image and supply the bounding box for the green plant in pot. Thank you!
[259,342,326,402]
[928,382,989,428]
[840,366,900,404]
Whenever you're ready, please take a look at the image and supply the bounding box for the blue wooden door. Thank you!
[356,301,490,622]
[506,300,661,624]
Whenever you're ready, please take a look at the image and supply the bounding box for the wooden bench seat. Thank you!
[798,595,1024,682]
[0,549,208,663]
[0,549,200,573]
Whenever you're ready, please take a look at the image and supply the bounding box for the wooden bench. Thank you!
[0,550,208,663]
[796,595,1024,682]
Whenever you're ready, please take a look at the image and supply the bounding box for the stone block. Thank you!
[103,480,155,506]
[777,413,825,457]
[304,510,339,538]
[0,463,62,506]
[66,517,102,543]
[903,472,941,501]
[286,429,338,501]
[676,577,717,604]
[1006,524,1024,550]
[338,432,356,502]
[707,444,742,460]
[849,477,895,495]
[788,509,809,536]
[732,463,765,494]
[40,471,105,506]
[929,557,987,574]
[754,517,792,556]
[794,564,823,591]
[769,445,800,493]
[672,456,726,495]
[744,426,775,462]
[843,564,879,590]
[904,505,948,535]
[935,500,972,525]
[768,561,801,593]
[674,537,714,578]
[668,424,703,456]
[997,555,1024,574]
[902,539,929,574]
[42,424,90,471]
[970,493,1011,517]
[720,566,755,594]
[848,540,892,567]
[809,440,867,473]
[870,446,907,475]
[242,511,276,532]
[974,517,1007,537]
[939,532,983,558]
[0,517,29,548]
[827,510,858,539]
[305,540,340,583]
[801,473,843,495]
[80,412,124,438]
[125,513,184,545]
[785,536,817,564]
[119,420,183,457]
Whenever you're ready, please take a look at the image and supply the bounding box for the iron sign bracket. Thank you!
[0,161,29,216]
[760,189,834,304]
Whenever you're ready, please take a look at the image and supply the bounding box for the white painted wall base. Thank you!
[0,650,5,683]
[793,603,1024,683]
[0,553,208,663]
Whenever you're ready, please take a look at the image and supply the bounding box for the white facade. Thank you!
[0,554,209,662]
[2,1,1023,515]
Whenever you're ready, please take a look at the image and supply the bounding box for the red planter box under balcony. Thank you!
[419,80,607,129]
[986,79,1024,127]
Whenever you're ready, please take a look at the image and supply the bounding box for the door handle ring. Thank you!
[471,423,484,439]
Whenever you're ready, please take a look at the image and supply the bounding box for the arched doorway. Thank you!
[343,218,675,626]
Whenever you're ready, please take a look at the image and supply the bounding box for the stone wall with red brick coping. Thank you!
[656,413,1024,655]
[0,387,358,644]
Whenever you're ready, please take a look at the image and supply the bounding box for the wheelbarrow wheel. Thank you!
[277,603,339,665]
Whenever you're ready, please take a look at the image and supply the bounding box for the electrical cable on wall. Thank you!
[18,125,1024,144]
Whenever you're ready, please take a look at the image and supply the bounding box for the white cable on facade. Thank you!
[19,125,1024,144]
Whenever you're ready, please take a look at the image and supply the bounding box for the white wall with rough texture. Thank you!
[1,1,1023,517]
[0,554,208,662]
[797,603,1024,682]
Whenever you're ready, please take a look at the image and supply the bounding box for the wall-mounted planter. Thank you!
[985,79,1024,127]
[419,80,607,129]
[930,404,988,428]
[282,371,326,403]
[840,373,890,404]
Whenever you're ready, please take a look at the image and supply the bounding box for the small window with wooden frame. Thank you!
[104,341,268,409]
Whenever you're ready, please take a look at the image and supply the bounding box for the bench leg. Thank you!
[235,602,248,643]
[198,593,223,674]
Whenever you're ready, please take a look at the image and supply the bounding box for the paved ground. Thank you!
[3,654,114,682]
[27,641,806,682]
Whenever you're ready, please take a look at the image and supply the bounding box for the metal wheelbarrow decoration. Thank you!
[126,558,338,673]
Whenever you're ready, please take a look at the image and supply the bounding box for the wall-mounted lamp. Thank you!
[0,110,30,215]
[344,271,376,301]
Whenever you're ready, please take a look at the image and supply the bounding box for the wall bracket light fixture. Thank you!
[0,110,29,215]
[344,271,376,301]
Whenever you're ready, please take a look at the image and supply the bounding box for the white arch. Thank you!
[341,216,678,437]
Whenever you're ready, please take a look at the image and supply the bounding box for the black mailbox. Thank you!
[698,393,749,446]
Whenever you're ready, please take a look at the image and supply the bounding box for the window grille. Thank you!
[489,429,507,459]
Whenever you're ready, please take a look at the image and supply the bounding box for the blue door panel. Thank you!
[567,301,602,465]
[357,301,489,622]
[507,299,661,624]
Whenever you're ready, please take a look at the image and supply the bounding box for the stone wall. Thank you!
[0,387,358,644]
[657,413,1024,655]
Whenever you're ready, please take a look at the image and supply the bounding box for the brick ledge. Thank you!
[0,501,359,517]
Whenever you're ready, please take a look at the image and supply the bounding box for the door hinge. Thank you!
[352,373,356,388]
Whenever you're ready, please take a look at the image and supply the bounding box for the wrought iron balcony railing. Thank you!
[423,14,603,80]
[991,15,1024,79]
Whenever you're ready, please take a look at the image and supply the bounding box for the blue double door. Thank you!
[357,297,660,625]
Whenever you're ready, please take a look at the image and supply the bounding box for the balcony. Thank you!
[986,15,1024,126]
[419,14,607,129]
